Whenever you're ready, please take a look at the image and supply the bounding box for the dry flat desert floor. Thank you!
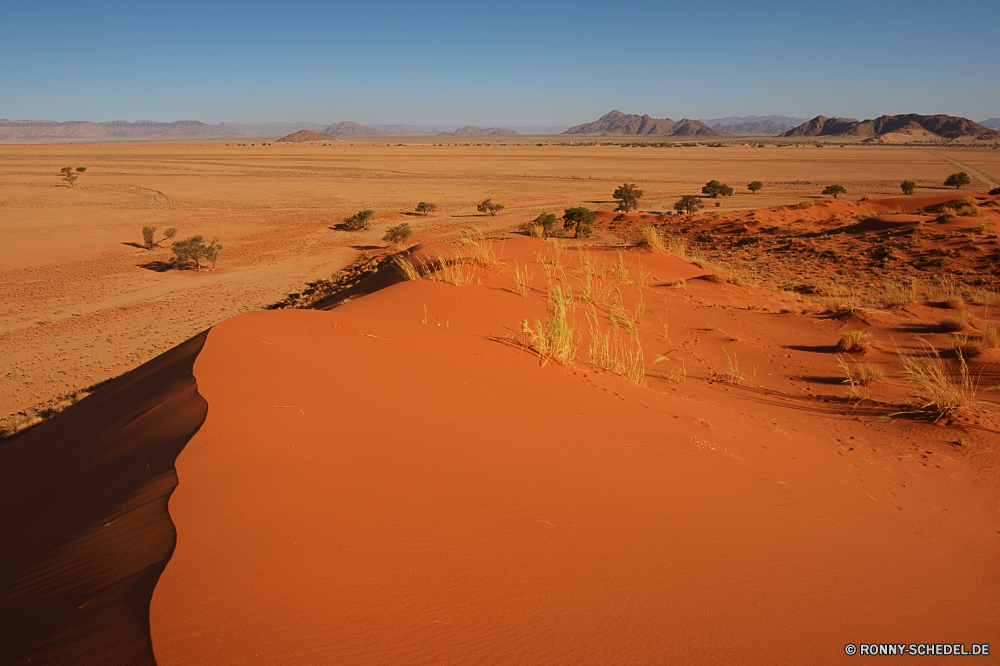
[1,140,1000,664]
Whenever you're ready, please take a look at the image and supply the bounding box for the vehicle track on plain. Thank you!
[923,149,998,189]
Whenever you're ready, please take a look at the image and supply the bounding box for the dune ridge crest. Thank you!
[0,332,209,666]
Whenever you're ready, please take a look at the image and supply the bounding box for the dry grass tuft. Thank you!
[940,310,974,332]
[460,227,501,270]
[836,355,876,402]
[837,330,877,353]
[521,283,576,365]
[982,325,1000,349]
[943,295,965,309]
[634,225,665,252]
[586,312,645,385]
[394,255,422,281]
[511,260,533,296]
[952,335,984,358]
[899,344,980,419]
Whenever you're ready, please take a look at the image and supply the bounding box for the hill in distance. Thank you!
[0,119,234,141]
[781,114,1000,141]
[220,121,329,137]
[980,118,1000,130]
[563,110,727,137]
[435,126,518,137]
[275,130,341,143]
[699,115,807,135]
[322,121,387,137]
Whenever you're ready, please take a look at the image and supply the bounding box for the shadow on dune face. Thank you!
[0,332,209,666]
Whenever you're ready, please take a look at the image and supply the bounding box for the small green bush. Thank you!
[382,222,412,244]
[343,209,375,230]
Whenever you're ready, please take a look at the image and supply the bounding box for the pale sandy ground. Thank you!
[0,141,993,421]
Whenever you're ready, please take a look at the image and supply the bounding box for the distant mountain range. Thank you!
[780,114,1000,141]
[274,130,340,143]
[563,111,724,137]
[0,119,232,141]
[698,115,805,135]
[4,114,998,142]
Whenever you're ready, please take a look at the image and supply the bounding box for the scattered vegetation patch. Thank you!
[899,344,979,420]
[837,330,877,354]
[633,225,665,252]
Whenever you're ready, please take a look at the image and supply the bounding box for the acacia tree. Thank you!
[60,166,86,188]
[477,199,504,216]
[701,180,734,197]
[171,235,222,271]
[747,181,763,194]
[415,202,437,216]
[613,183,644,212]
[562,207,596,237]
[944,172,971,189]
[343,209,375,230]
[382,222,412,245]
[141,226,177,249]
[901,180,917,195]
[822,184,847,199]
[674,195,701,214]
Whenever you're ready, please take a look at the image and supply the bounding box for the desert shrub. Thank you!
[665,236,689,259]
[901,180,916,195]
[747,181,762,194]
[634,225,664,251]
[477,199,504,216]
[171,235,223,271]
[941,310,975,332]
[343,209,375,230]
[981,325,1000,349]
[415,202,437,216]
[837,330,876,353]
[520,212,557,237]
[562,207,595,237]
[382,222,412,244]
[674,195,701,214]
[142,226,157,250]
[613,183,644,212]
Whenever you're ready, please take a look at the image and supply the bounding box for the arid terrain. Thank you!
[2,141,1000,663]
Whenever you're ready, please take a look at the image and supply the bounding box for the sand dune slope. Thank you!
[0,333,208,666]
[149,250,997,664]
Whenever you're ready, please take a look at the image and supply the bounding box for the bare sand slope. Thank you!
[0,333,207,665]
[148,240,997,664]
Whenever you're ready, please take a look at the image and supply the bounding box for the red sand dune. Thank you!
[3,237,998,664]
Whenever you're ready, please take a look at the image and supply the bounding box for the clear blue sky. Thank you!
[3,0,998,125]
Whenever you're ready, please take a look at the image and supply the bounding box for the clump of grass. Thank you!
[924,275,964,305]
[982,325,1000,349]
[586,312,645,385]
[426,252,472,286]
[634,225,665,252]
[665,236,689,259]
[822,285,864,315]
[666,278,686,289]
[899,344,979,420]
[394,255,422,280]
[779,305,799,314]
[943,295,965,309]
[460,227,501,270]
[953,335,984,358]
[836,355,877,402]
[652,353,686,383]
[722,347,744,385]
[521,283,576,365]
[511,260,533,296]
[940,309,975,332]
[878,279,919,309]
[837,330,877,353]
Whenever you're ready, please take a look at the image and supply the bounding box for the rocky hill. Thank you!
[435,126,518,137]
[0,119,234,141]
[980,118,1000,130]
[781,114,1000,141]
[275,130,340,143]
[563,111,726,137]
[220,122,329,137]
[322,121,387,137]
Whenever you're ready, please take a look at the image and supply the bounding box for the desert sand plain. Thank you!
[2,140,1000,664]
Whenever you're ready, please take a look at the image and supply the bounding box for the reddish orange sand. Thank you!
[141,239,997,664]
